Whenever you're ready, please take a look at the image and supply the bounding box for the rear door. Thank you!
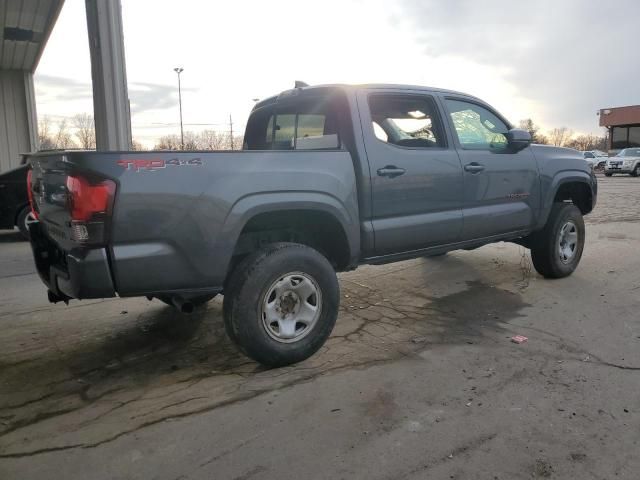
[357,89,464,256]
[442,97,540,240]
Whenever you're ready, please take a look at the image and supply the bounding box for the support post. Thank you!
[85,0,132,150]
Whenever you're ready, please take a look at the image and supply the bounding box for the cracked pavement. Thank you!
[0,175,639,479]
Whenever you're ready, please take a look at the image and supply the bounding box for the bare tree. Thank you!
[565,134,606,152]
[183,131,201,150]
[518,118,548,144]
[50,119,76,149]
[38,116,56,150]
[199,130,227,150]
[220,133,244,150]
[72,113,96,149]
[155,134,181,150]
[548,127,574,147]
[232,134,244,150]
[131,139,146,151]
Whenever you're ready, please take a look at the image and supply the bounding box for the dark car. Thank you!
[0,164,34,239]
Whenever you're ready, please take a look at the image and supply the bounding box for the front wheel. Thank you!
[631,165,639,177]
[223,242,339,367]
[530,203,585,279]
[604,172,613,177]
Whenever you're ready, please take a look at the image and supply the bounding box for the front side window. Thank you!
[368,95,444,148]
[446,99,509,150]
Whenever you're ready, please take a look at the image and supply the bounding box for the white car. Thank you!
[582,151,608,170]
[604,148,640,177]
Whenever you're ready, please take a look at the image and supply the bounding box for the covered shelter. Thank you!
[599,105,640,151]
[0,0,131,173]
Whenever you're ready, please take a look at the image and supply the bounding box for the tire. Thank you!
[604,173,612,177]
[16,205,36,240]
[530,203,585,279]
[631,165,639,177]
[223,242,339,367]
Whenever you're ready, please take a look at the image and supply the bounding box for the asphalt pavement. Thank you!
[0,175,638,479]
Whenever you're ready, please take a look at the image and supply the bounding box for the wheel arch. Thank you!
[219,192,360,281]
[537,173,595,229]
[13,203,30,226]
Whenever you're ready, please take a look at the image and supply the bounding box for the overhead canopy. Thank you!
[0,0,64,72]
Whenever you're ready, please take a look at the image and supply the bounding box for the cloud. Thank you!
[34,74,191,116]
[396,0,640,132]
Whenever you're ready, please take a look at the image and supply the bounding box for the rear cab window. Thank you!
[245,92,345,151]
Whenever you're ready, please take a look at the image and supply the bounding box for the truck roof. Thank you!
[254,83,481,110]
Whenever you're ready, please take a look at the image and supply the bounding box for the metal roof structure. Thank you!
[1,0,131,174]
[0,0,64,71]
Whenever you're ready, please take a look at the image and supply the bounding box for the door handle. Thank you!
[377,165,406,178]
[464,163,485,173]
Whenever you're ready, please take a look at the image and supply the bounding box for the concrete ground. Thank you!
[0,175,638,480]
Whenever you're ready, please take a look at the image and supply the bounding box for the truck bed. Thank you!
[28,150,359,299]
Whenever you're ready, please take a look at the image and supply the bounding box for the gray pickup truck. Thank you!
[27,83,597,366]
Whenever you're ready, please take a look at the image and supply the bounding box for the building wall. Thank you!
[0,69,37,173]
[599,105,640,127]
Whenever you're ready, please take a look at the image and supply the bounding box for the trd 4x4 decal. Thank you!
[117,158,202,172]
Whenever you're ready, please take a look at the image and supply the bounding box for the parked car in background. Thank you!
[583,151,608,170]
[604,148,640,176]
[0,164,34,239]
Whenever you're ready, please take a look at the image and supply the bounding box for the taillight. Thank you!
[26,169,39,219]
[65,175,116,245]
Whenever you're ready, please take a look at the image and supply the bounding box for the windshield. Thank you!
[617,148,640,157]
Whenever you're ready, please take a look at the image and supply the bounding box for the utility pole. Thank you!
[229,114,234,150]
[174,67,184,149]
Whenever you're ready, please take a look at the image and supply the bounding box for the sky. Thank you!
[34,0,640,147]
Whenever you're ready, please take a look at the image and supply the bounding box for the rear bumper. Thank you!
[29,222,116,299]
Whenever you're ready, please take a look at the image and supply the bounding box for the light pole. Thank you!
[174,67,184,149]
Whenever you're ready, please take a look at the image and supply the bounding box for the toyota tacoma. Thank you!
[26,83,597,366]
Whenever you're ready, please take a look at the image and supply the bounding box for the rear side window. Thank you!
[368,95,445,148]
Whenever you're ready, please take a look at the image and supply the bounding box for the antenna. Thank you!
[294,80,309,88]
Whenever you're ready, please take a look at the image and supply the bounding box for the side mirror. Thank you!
[505,128,532,152]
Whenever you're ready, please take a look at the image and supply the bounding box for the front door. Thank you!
[357,90,465,256]
[443,98,540,240]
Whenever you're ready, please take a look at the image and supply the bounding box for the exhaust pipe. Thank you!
[47,290,69,305]
[171,296,194,314]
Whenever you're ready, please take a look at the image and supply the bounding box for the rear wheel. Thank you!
[223,242,339,367]
[530,203,585,278]
[16,206,36,240]
[604,172,613,177]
